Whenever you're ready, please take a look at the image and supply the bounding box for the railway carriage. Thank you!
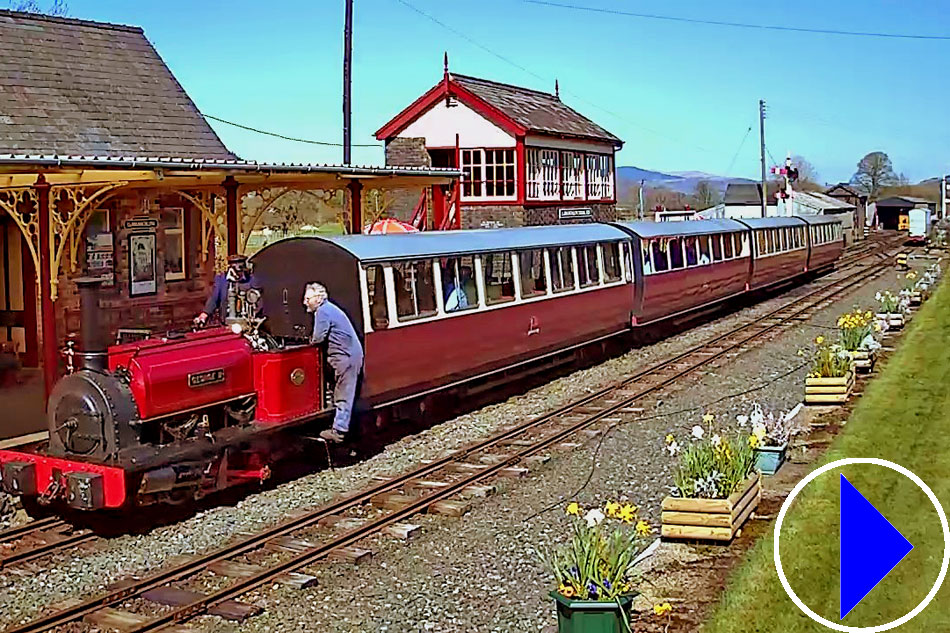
[252,225,636,408]
[0,216,845,513]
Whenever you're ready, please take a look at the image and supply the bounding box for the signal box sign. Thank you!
[558,207,593,221]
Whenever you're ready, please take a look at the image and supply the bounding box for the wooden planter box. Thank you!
[848,349,876,373]
[660,472,760,542]
[909,291,922,306]
[876,312,904,330]
[805,370,854,405]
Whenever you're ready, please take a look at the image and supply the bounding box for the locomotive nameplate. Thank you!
[188,368,226,388]
[290,368,306,386]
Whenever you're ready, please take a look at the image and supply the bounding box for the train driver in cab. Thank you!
[303,282,364,444]
[195,254,259,326]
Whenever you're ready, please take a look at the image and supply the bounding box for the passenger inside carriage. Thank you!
[442,257,477,311]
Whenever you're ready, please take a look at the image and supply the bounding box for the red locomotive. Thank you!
[0,215,844,512]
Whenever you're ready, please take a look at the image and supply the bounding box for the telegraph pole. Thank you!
[343,0,353,165]
[759,99,767,218]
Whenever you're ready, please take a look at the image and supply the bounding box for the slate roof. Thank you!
[724,182,779,205]
[452,74,622,146]
[0,10,234,159]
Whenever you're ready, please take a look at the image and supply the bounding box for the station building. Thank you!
[375,61,623,229]
[0,10,456,438]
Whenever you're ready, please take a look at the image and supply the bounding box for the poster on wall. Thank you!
[129,233,157,296]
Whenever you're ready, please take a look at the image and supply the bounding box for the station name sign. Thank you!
[558,207,593,221]
[125,216,158,231]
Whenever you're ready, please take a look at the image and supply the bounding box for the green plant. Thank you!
[876,290,899,314]
[804,336,852,378]
[666,416,756,499]
[836,308,877,352]
[539,502,651,604]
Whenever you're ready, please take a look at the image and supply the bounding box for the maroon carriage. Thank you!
[737,217,811,291]
[251,225,637,409]
[614,220,752,325]
[801,215,845,273]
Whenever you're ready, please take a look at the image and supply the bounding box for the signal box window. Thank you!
[365,265,388,330]
[550,247,575,293]
[603,242,622,281]
[577,245,599,287]
[442,256,478,312]
[518,249,547,298]
[651,240,669,273]
[482,252,516,305]
[393,260,437,321]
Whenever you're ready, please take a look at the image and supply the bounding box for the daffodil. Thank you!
[604,501,621,518]
[816,335,825,345]
[748,434,760,448]
[584,508,606,527]
[635,520,653,536]
[618,504,637,524]
[691,425,705,440]
[665,433,675,445]
[566,502,581,516]
[654,602,673,616]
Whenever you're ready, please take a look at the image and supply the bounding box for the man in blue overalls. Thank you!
[303,282,364,443]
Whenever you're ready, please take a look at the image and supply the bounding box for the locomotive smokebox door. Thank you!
[1,461,36,495]
[66,472,105,510]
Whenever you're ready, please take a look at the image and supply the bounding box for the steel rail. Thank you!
[2,239,902,633]
[0,517,62,545]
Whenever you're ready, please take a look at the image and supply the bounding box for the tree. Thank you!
[11,0,68,15]
[790,155,821,191]
[850,151,898,200]
[691,180,721,210]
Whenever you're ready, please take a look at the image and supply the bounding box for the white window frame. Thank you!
[460,148,517,201]
[585,154,614,200]
[162,207,186,281]
[560,151,585,201]
[526,148,560,201]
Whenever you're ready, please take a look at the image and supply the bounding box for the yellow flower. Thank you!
[654,602,673,616]
[618,504,637,523]
[635,520,653,536]
[605,501,621,518]
[816,336,825,345]
[559,584,576,598]
[566,502,581,516]
[702,413,714,424]
[748,434,760,448]
[665,433,675,445]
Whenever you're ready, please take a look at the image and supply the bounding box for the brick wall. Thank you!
[384,137,431,168]
[525,203,617,226]
[56,189,214,348]
[459,202,617,229]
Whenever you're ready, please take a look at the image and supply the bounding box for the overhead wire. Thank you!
[724,125,754,177]
[201,113,381,148]
[523,0,950,41]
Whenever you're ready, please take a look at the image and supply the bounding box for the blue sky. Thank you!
[45,0,950,183]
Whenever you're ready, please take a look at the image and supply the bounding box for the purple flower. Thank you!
[587,582,599,599]
[569,566,579,579]
[603,579,612,591]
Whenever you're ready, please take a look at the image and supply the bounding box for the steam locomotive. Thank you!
[0,215,845,513]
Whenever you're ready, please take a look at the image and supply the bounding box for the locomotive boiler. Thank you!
[0,275,328,511]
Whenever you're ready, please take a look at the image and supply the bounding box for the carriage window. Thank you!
[481,252,515,305]
[550,247,576,293]
[722,233,734,259]
[577,244,599,287]
[684,236,698,267]
[735,233,745,257]
[651,239,669,272]
[393,260,438,320]
[623,242,633,282]
[711,234,723,261]
[518,249,547,298]
[603,242,622,282]
[668,238,685,270]
[365,265,389,330]
[783,228,790,251]
[641,242,652,275]
[698,235,711,264]
[442,256,478,312]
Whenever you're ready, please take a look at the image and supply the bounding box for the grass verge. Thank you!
[703,273,950,632]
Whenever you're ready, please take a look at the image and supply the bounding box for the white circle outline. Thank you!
[774,457,950,632]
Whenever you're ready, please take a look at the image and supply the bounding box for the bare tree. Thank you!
[691,180,721,209]
[790,155,820,187]
[11,0,68,15]
[851,151,898,200]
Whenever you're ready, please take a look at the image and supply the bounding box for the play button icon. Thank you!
[840,474,914,620]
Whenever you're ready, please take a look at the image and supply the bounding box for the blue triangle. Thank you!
[840,474,914,620]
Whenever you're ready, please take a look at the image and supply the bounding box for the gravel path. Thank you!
[0,258,906,629]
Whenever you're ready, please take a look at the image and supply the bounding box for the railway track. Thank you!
[1,238,906,633]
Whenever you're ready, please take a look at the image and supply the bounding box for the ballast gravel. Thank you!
[0,259,906,629]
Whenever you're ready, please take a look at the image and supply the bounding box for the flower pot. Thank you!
[909,291,922,306]
[848,349,876,373]
[550,591,634,633]
[754,443,788,475]
[660,472,760,542]
[804,370,854,405]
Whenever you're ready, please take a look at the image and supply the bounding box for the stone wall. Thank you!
[460,202,617,229]
[384,137,431,168]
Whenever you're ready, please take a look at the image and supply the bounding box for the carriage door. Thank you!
[0,216,37,367]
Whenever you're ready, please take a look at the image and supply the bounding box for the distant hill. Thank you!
[617,165,755,195]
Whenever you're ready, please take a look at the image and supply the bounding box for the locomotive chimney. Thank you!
[75,277,108,371]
